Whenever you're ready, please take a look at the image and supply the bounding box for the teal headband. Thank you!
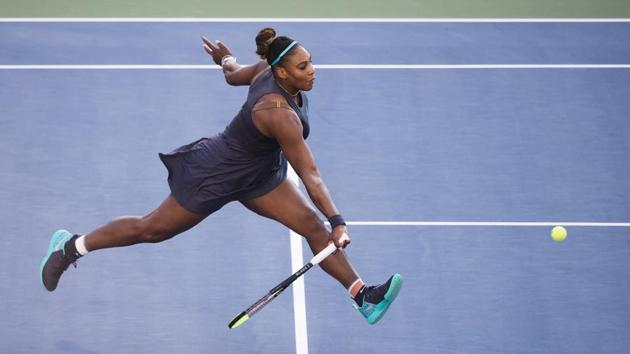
[270,41,298,66]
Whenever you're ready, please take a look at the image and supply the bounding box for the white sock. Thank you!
[348,278,364,297]
[75,235,89,256]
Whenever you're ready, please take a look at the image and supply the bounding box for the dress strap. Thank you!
[252,101,293,113]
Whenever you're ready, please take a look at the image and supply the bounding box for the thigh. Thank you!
[241,180,327,239]
[143,195,208,237]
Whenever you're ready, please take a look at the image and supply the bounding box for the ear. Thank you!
[275,66,289,80]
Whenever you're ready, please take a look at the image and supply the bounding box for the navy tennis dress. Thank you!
[158,68,310,215]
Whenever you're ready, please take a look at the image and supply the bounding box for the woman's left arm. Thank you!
[257,106,350,248]
[202,36,268,86]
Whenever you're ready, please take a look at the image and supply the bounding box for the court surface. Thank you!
[1,20,630,354]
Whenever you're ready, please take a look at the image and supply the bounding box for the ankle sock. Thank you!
[348,278,366,306]
[63,235,83,260]
[353,285,367,307]
[75,235,89,256]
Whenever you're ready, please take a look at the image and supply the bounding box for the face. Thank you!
[276,46,316,92]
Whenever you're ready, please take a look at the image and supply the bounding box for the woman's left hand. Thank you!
[201,36,233,65]
[331,226,351,249]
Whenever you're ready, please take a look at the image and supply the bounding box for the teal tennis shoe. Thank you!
[40,230,79,291]
[354,273,403,324]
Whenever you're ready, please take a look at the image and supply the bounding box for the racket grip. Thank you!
[310,233,349,265]
[311,243,336,265]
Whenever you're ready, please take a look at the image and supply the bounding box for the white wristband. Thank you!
[221,55,236,67]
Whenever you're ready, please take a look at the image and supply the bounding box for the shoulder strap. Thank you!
[252,101,293,113]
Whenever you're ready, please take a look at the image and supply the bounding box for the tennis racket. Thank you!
[228,233,349,329]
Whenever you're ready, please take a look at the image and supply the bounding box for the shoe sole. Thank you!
[40,229,71,291]
[367,273,403,325]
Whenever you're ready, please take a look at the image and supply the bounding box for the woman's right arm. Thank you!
[222,60,269,86]
[201,36,269,86]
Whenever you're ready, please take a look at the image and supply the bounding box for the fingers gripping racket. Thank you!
[228,234,349,329]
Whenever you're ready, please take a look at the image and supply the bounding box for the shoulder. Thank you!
[255,93,288,107]
[253,93,298,122]
[252,94,302,138]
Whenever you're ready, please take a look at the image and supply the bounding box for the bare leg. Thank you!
[84,195,206,252]
[241,180,359,289]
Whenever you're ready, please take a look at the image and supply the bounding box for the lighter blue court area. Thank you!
[1,21,630,354]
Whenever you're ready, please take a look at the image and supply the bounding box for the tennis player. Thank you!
[40,28,402,324]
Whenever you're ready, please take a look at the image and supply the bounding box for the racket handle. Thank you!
[310,233,350,265]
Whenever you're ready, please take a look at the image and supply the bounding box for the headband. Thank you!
[270,41,299,66]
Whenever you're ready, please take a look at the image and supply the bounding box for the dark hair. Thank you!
[255,27,276,58]
[255,28,298,66]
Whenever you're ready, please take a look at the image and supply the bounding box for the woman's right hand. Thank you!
[331,225,351,249]
[201,36,233,66]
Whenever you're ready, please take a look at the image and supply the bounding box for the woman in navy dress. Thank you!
[40,28,402,324]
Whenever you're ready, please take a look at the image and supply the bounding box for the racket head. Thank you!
[228,312,250,329]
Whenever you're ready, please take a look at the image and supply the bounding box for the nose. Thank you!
[306,62,315,76]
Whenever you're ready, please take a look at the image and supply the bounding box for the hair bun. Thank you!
[256,27,277,58]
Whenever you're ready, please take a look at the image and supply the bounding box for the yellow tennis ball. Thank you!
[551,226,567,242]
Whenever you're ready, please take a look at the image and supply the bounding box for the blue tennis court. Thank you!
[1,20,630,353]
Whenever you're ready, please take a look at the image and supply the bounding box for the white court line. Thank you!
[316,64,630,69]
[345,221,630,227]
[1,18,630,22]
[287,165,308,354]
[1,64,629,70]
